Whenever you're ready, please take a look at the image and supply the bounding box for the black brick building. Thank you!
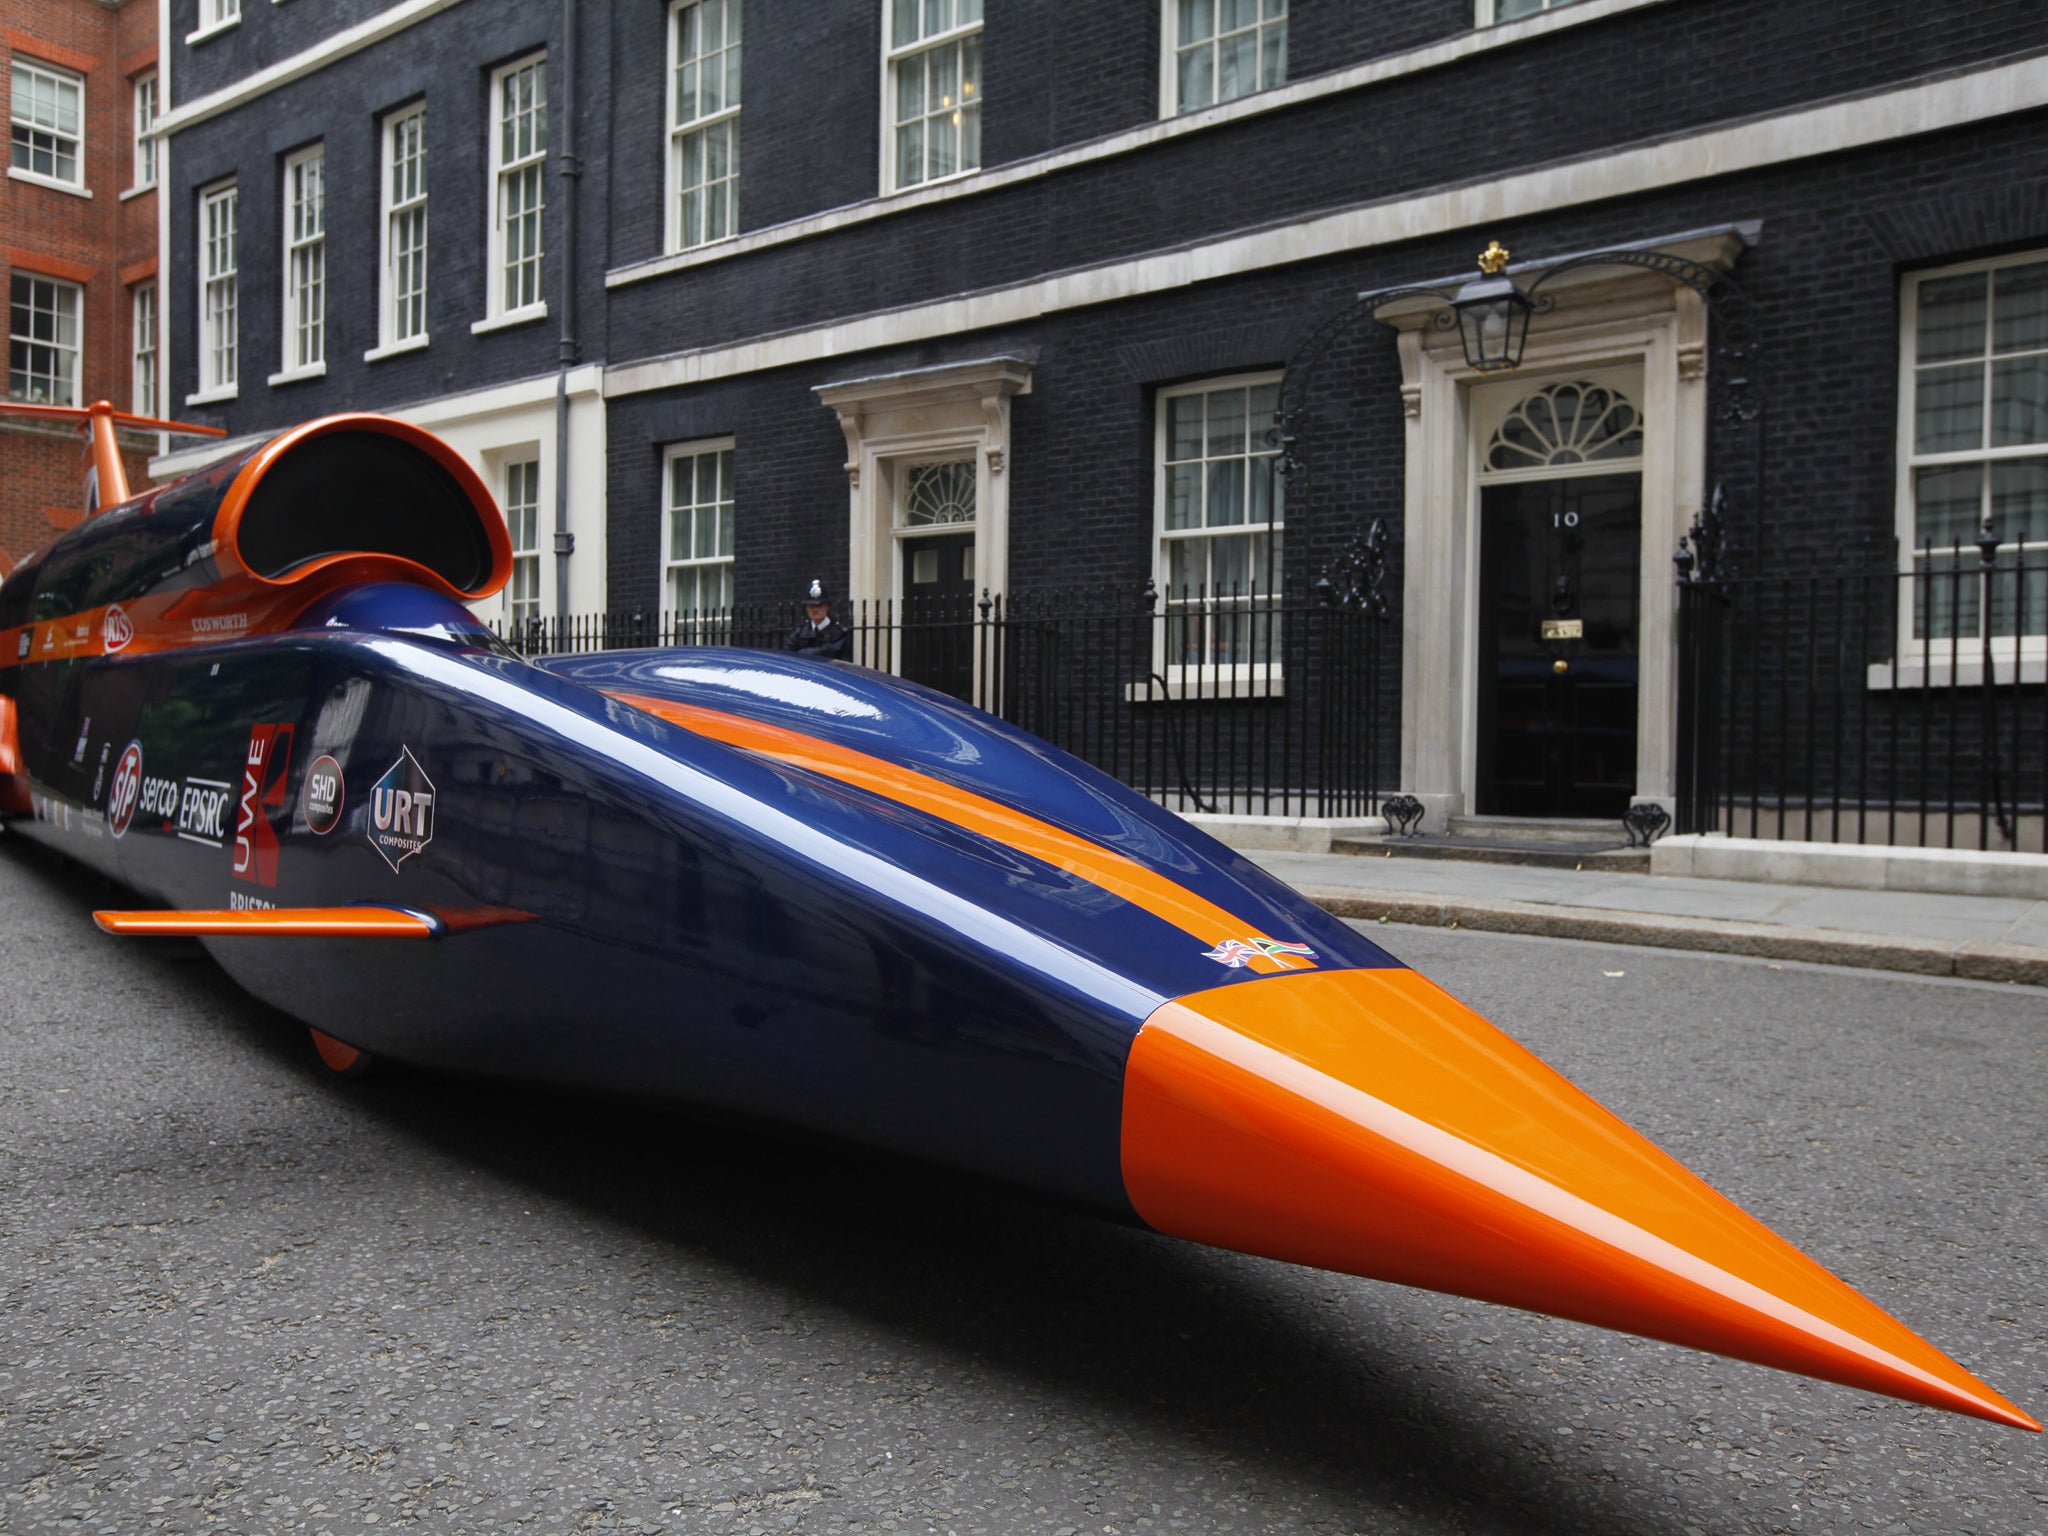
[154,0,2048,848]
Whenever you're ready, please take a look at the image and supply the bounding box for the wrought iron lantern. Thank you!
[1449,240,1535,373]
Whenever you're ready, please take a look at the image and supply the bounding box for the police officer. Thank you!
[784,577,852,661]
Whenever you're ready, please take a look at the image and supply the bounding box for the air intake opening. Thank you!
[234,431,498,594]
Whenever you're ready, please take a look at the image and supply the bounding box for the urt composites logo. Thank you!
[106,740,143,838]
[367,747,435,872]
[101,604,133,653]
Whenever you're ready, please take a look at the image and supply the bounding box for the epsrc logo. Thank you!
[232,722,295,887]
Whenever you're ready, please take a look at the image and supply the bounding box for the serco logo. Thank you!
[368,747,436,872]
[102,605,133,654]
[107,741,143,838]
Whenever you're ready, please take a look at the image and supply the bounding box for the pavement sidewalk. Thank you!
[1245,847,2048,985]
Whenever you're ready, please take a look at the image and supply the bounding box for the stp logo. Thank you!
[107,740,143,837]
[101,605,133,654]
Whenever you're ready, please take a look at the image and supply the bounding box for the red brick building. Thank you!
[3,0,158,570]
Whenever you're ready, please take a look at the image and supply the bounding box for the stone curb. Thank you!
[1294,885,2048,986]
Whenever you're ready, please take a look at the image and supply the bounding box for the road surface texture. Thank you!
[1,831,2042,1535]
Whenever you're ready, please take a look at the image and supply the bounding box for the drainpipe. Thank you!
[551,0,581,629]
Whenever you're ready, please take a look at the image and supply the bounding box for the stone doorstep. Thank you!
[1298,885,2048,986]
[1652,834,2048,899]
[1177,813,1387,854]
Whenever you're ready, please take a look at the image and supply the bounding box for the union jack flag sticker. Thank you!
[1202,936,1320,968]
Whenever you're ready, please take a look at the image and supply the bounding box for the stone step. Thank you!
[1332,836,1650,871]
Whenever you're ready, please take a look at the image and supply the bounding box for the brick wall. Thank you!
[164,0,615,440]
[1,0,158,564]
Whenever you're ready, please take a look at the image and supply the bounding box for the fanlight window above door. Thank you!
[899,461,976,526]
[1485,380,1643,471]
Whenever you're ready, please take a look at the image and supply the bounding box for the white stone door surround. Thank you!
[1378,228,1748,830]
[815,356,1033,616]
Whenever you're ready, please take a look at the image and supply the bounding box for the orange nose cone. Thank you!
[1121,967,2038,1432]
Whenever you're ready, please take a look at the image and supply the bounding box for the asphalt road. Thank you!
[1,830,2043,1536]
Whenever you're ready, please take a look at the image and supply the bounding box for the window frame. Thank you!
[501,455,544,638]
[661,437,736,631]
[1150,371,1287,694]
[1160,0,1288,119]
[881,0,981,195]
[1477,0,1589,22]
[131,280,156,416]
[9,57,86,192]
[194,180,239,402]
[8,271,84,408]
[666,0,742,255]
[371,103,429,358]
[130,72,158,191]
[482,53,549,327]
[188,0,242,44]
[1891,248,2048,678]
[275,142,326,381]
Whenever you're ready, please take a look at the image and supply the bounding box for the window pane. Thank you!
[1991,456,2048,546]
[1991,354,2048,448]
[1915,363,1982,454]
[1165,464,1201,530]
[1178,48,1210,112]
[1168,538,1203,598]
[1217,31,1254,102]
[1914,462,1982,549]
[1167,394,1203,461]
[1916,273,1986,364]
[1180,0,1214,43]
[1206,387,1246,456]
[1993,260,2048,355]
[1913,552,1978,641]
[1206,459,1245,527]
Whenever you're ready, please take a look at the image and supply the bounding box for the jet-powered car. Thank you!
[0,403,2034,1434]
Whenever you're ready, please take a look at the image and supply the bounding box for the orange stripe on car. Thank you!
[607,691,1315,974]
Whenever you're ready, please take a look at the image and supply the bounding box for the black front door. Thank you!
[900,531,975,701]
[1476,474,1640,819]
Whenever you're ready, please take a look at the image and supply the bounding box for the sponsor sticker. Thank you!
[107,741,143,838]
[232,723,296,887]
[191,613,250,636]
[176,779,234,847]
[16,631,28,659]
[71,716,91,765]
[301,754,345,835]
[367,748,435,872]
[1201,936,1320,970]
[102,605,133,654]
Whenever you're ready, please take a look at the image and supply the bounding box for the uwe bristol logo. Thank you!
[367,747,436,872]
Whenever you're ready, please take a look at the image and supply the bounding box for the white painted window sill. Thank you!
[266,362,326,386]
[1124,673,1288,702]
[119,182,156,201]
[8,168,90,198]
[471,303,548,335]
[185,385,238,406]
[186,17,242,45]
[1868,654,2047,689]
[364,334,430,362]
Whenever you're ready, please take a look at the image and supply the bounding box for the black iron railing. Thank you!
[1676,541,2048,851]
[497,582,1396,821]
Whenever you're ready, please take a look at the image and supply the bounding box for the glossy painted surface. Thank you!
[1121,969,2038,1431]
[0,411,2032,1433]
